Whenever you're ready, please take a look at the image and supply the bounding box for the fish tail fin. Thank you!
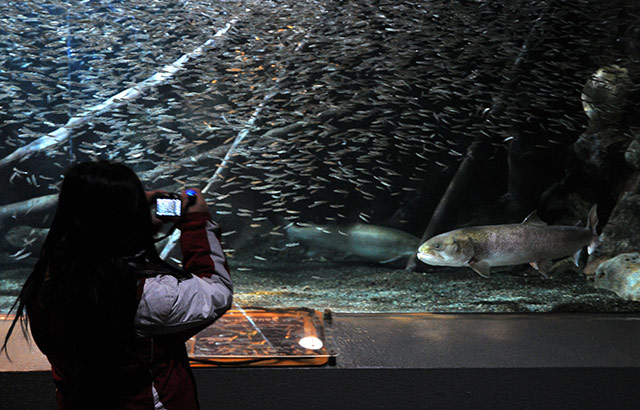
[587,204,599,254]
[572,249,582,266]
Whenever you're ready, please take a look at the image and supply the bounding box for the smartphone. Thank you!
[155,193,182,217]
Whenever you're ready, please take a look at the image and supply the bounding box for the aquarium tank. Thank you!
[1,0,639,314]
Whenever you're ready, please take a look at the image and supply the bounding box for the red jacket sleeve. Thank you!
[134,213,233,338]
[177,212,232,286]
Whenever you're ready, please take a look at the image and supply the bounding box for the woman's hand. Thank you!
[181,188,209,214]
[145,190,169,232]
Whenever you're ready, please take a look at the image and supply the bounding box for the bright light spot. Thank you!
[298,336,323,350]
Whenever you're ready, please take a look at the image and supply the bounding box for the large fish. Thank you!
[286,223,420,265]
[417,206,598,278]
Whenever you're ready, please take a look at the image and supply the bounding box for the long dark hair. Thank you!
[3,161,167,406]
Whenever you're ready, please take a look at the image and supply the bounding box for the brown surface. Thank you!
[0,315,49,372]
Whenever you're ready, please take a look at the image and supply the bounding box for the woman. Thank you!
[3,161,233,409]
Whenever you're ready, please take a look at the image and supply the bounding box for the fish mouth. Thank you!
[416,249,443,264]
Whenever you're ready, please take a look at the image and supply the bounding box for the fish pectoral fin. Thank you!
[379,255,402,264]
[468,260,491,278]
[530,259,552,278]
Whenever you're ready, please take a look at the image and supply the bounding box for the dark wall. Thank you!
[2,367,640,410]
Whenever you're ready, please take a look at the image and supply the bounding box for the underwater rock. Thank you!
[580,65,631,126]
[573,64,640,275]
[593,253,640,301]
[625,137,640,170]
[572,124,630,179]
[574,65,633,178]
[572,130,615,177]
[587,188,640,274]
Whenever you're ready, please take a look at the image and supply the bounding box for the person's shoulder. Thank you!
[137,275,181,322]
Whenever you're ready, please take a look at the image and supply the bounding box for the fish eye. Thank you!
[433,242,442,250]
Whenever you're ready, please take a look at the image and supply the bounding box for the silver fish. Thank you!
[417,206,599,278]
[286,222,420,265]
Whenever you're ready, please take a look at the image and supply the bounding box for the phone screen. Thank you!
[156,198,182,217]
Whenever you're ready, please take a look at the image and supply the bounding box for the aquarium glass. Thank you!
[2,0,640,313]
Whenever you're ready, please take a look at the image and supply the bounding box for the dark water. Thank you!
[1,0,639,313]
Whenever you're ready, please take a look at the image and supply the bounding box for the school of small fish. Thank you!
[0,0,637,268]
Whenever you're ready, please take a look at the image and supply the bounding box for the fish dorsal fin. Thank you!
[522,210,547,226]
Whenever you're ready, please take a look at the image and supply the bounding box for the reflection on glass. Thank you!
[1,0,639,314]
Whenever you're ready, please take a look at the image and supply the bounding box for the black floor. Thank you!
[4,313,640,410]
